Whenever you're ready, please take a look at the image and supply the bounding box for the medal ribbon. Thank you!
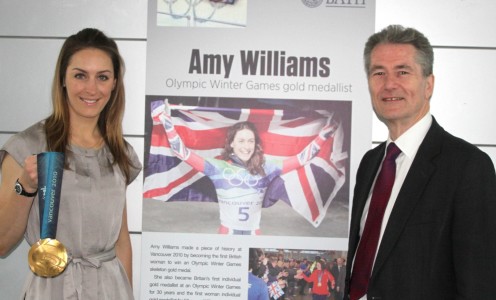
[38,152,64,239]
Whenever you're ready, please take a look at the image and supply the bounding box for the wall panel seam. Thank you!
[433,45,496,51]
[0,36,146,42]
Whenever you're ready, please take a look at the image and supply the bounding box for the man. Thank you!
[345,25,496,299]
[284,259,297,297]
[331,258,346,300]
[249,248,269,300]
[297,258,310,295]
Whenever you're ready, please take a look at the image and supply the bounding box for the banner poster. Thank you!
[141,1,374,299]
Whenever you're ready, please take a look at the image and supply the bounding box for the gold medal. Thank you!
[28,238,68,277]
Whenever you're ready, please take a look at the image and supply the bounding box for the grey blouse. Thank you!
[0,121,141,300]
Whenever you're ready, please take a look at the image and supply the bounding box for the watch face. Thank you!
[15,182,22,194]
[15,179,37,197]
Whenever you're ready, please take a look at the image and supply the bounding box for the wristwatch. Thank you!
[15,179,38,197]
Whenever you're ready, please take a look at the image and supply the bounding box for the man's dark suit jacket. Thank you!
[345,117,496,299]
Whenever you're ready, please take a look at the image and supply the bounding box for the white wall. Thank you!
[373,0,496,161]
[1,1,495,299]
[0,1,148,299]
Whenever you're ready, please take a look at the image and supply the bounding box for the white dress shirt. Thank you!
[356,113,432,300]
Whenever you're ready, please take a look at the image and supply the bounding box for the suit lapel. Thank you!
[371,119,444,278]
[348,143,386,257]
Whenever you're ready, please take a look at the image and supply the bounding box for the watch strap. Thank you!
[15,179,38,197]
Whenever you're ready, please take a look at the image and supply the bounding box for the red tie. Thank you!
[349,143,401,300]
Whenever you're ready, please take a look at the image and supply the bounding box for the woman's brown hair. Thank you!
[45,28,135,184]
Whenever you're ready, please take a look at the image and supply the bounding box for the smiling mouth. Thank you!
[383,97,404,101]
[81,98,98,104]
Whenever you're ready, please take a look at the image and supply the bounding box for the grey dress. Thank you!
[0,121,141,300]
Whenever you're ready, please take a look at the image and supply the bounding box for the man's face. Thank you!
[368,43,434,136]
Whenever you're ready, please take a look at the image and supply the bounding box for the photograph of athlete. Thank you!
[155,100,338,235]
[143,96,350,237]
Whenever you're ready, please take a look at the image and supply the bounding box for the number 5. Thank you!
[238,207,249,221]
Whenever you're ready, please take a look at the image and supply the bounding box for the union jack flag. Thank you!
[268,281,285,299]
[143,99,347,227]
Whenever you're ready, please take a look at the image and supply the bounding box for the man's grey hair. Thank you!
[364,24,434,77]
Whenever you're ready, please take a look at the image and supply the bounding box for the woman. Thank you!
[155,101,337,235]
[248,248,270,300]
[295,259,335,300]
[0,28,141,299]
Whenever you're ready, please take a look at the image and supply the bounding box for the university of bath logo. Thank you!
[301,0,324,8]
[327,0,366,7]
[302,0,367,8]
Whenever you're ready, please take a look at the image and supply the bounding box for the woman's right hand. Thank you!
[20,154,38,192]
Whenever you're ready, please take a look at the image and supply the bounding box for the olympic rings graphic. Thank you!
[222,167,260,187]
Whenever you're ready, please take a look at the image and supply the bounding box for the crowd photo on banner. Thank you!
[248,248,347,300]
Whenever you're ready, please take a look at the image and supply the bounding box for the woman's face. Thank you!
[64,48,116,123]
[230,128,256,163]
